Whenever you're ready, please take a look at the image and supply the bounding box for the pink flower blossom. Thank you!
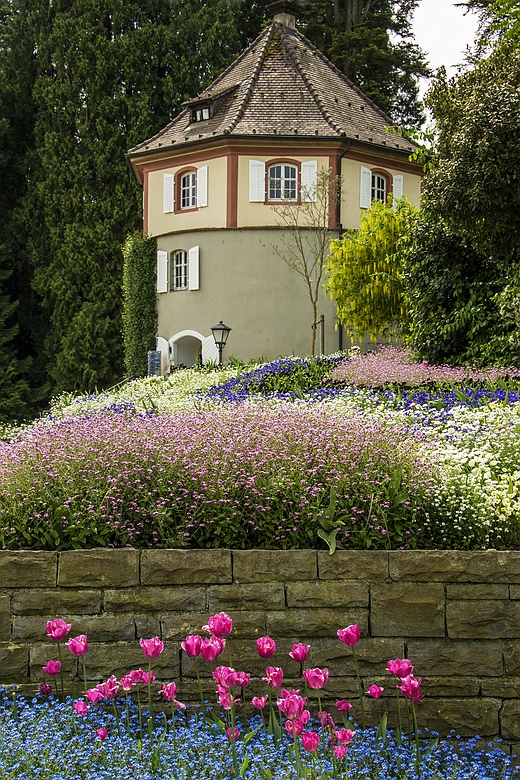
[319,711,335,729]
[95,727,108,741]
[200,635,226,661]
[86,688,104,704]
[387,658,414,679]
[226,726,240,742]
[66,634,88,656]
[366,684,384,699]
[335,728,355,744]
[262,666,283,688]
[128,668,145,684]
[303,667,329,689]
[289,643,310,663]
[256,636,276,659]
[337,625,360,647]
[301,731,320,752]
[139,636,164,659]
[334,744,348,759]
[74,700,88,716]
[161,682,177,701]
[336,699,352,713]
[286,718,304,736]
[202,612,233,639]
[181,635,202,657]
[96,676,119,699]
[217,688,239,710]
[42,660,61,676]
[277,692,307,720]
[213,666,238,689]
[46,619,71,642]
[251,695,268,709]
[398,674,422,703]
[142,670,155,685]
[119,675,134,692]
[234,671,250,687]
[39,682,52,696]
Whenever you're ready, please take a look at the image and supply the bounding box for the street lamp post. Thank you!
[211,321,232,366]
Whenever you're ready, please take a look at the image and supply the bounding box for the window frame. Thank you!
[265,158,301,204]
[170,249,188,291]
[370,168,392,204]
[174,167,198,213]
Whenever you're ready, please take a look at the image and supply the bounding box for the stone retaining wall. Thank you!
[2,548,520,752]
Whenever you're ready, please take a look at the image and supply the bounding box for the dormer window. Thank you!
[192,106,210,122]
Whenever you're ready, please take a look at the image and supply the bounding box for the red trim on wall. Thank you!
[143,170,149,236]
[227,153,238,228]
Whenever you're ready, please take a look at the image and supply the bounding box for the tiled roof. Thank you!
[129,20,416,156]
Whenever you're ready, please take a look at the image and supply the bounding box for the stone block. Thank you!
[390,550,520,583]
[233,550,317,583]
[0,595,10,641]
[104,587,205,613]
[161,611,265,642]
[286,581,368,609]
[371,583,445,637]
[447,584,509,600]
[208,583,284,612]
[85,642,180,681]
[141,550,232,585]
[447,601,520,639]
[58,549,139,587]
[419,698,500,737]
[0,551,57,587]
[13,614,135,643]
[0,644,29,683]
[422,677,480,697]
[12,589,101,616]
[267,608,367,639]
[318,550,388,580]
[309,637,404,676]
[135,615,161,639]
[407,639,503,676]
[501,701,520,740]
[481,678,520,698]
[503,641,520,675]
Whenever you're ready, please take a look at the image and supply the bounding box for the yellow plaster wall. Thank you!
[147,156,227,236]
[237,155,331,227]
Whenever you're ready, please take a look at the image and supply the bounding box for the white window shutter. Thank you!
[163,173,174,213]
[392,174,404,208]
[301,160,318,202]
[249,159,265,202]
[188,245,200,290]
[157,250,168,293]
[197,165,208,207]
[360,166,372,208]
[202,334,219,364]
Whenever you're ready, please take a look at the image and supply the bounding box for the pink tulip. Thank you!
[218,688,239,710]
[286,718,304,735]
[46,619,72,641]
[119,675,134,692]
[139,636,164,659]
[387,658,414,678]
[334,744,348,759]
[200,635,226,661]
[289,643,310,663]
[96,676,119,699]
[202,612,233,639]
[335,728,355,744]
[301,731,320,752]
[42,660,61,676]
[86,688,104,704]
[234,671,250,687]
[303,667,329,689]
[337,624,360,647]
[213,665,238,689]
[398,674,422,703]
[251,695,268,709]
[142,670,155,685]
[66,634,88,656]
[319,711,335,728]
[95,727,108,741]
[74,700,88,716]
[336,699,353,713]
[277,692,307,720]
[39,682,52,696]
[160,682,181,703]
[128,668,145,684]
[226,726,240,742]
[262,666,283,688]
[366,684,384,699]
[256,636,276,659]
[181,635,202,657]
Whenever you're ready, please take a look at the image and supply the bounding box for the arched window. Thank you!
[171,250,188,290]
[371,173,387,203]
[268,163,298,201]
[180,171,197,209]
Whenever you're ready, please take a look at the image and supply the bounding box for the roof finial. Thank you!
[266,1,300,30]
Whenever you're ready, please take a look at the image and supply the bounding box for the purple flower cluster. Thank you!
[0,407,433,550]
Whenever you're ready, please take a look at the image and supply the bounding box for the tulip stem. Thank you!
[352,648,365,730]
[195,663,206,723]
[57,643,64,702]
[81,656,88,696]
[147,661,154,740]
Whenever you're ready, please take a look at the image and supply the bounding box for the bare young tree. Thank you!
[271,167,340,355]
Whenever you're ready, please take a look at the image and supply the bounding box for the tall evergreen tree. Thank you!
[23,0,240,395]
